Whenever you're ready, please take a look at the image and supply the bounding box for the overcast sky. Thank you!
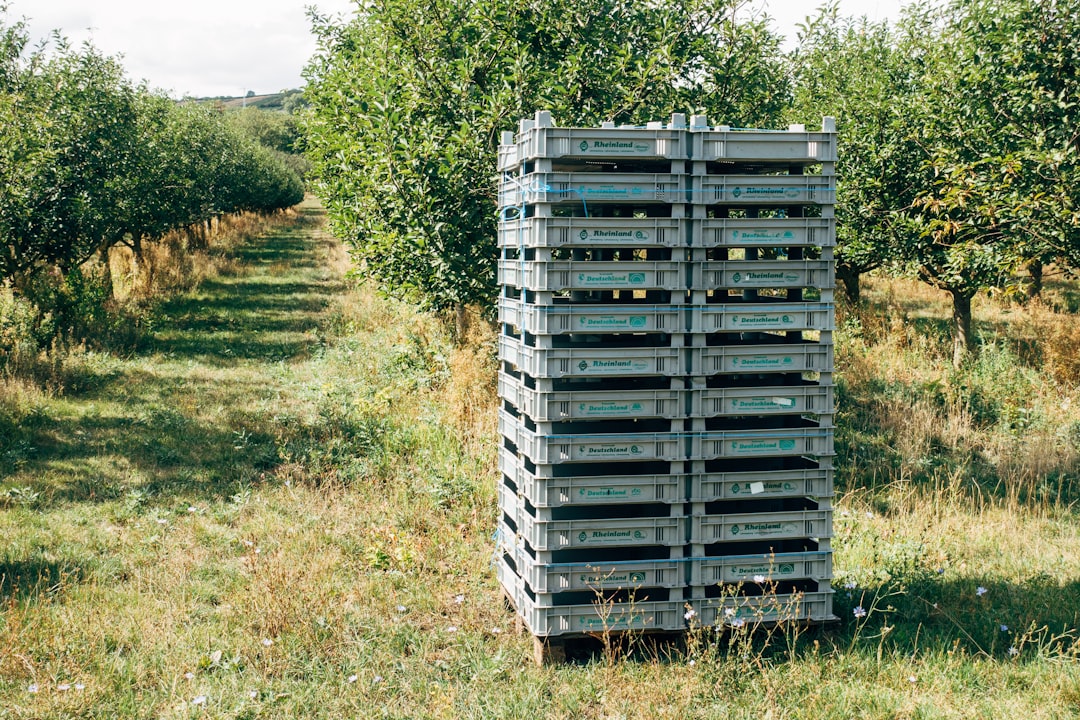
[17,0,907,99]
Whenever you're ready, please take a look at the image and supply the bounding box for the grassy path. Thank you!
[2,200,1079,718]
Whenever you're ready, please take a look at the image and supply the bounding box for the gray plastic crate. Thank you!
[690,591,835,626]
[692,427,834,461]
[499,335,685,378]
[690,509,833,544]
[690,175,835,206]
[499,298,686,335]
[694,260,834,291]
[694,385,834,418]
[500,447,685,506]
[692,217,835,249]
[501,126,689,170]
[500,409,685,464]
[500,172,687,208]
[688,342,833,376]
[499,373,685,421]
[692,302,835,333]
[690,126,836,164]
[499,258,688,292]
[498,217,687,249]
[690,551,833,585]
[692,465,834,502]
[520,512,685,552]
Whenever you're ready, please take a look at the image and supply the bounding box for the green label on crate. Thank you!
[580,184,648,198]
[730,270,803,285]
[729,562,797,579]
[730,355,795,369]
[730,396,797,411]
[575,228,651,242]
[731,313,797,329]
[579,401,646,417]
[730,186,803,199]
[576,528,650,543]
[575,271,648,287]
[578,486,645,499]
[579,615,635,629]
[732,229,797,242]
[577,314,649,330]
[729,438,798,455]
[577,443,647,458]
[728,521,799,538]
[576,358,655,374]
[578,570,649,585]
[578,139,654,155]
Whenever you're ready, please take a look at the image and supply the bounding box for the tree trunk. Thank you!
[836,265,861,304]
[98,245,114,300]
[454,303,468,342]
[1027,258,1043,299]
[951,290,974,367]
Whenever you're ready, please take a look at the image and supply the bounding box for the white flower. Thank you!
[843,581,857,590]
[191,695,207,706]
[347,674,358,683]
[731,618,746,628]
[454,594,464,604]
[976,586,988,597]
[58,683,71,692]
[373,675,383,683]
[395,605,407,613]
[853,606,867,618]
[447,625,457,632]
[184,672,195,680]
[261,638,273,647]
[723,607,736,617]
[27,683,38,694]
[491,627,502,634]
[908,676,917,684]
[74,683,85,691]
[1008,646,1020,657]
[684,608,696,621]
[1000,625,1009,632]
[248,690,258,699]
[188,506,197,513]
[753,575,767,584]
[865,511,874,519]
[156,518,168,525]
[688,659,696,667]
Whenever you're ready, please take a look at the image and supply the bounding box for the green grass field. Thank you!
[1,199,1078,718]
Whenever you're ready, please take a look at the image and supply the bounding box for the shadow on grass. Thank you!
[0,203,341,502]
[0,557,89,603]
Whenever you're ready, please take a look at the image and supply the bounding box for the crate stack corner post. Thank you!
[496,112,839,661]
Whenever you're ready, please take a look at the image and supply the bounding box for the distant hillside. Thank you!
[194,90,305,113]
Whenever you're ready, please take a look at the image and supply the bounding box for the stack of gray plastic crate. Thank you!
[496,110,837,645]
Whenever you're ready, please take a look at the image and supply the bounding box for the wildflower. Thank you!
[447,625,458,632]
[491,627,502,634]
[1008,646,1019,657]
[1000,625,1009,633]
[688,659,696,667]
[865,511,874,519]
[843,580,857,590]
[248,690,258,699]
[731,618,746,628]
[454,594,464,604]
[753,575,766,584]
[74,683,85,691]
[684,607,696,621]
[188,506,197,513]
[853,606,867,618]
[28,683,38,694]
[373,675,383,683]
[58,683,71,692]
[156,518,168,525]
[976,586,988,597]
[192,695,207,706]
[723,607,736,617]
[936,568,945,574]
[347,674,358,683]
[261,638,273,647]
[396,605,407,613]
[184,672,195,680]
[907,676,917,684]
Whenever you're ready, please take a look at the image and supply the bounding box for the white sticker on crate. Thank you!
[728,521,800,538]
[729,480,799,496]
[576,271,648,288]
[579,401,647,417]
[728,438,798,455]
[576,358,656,374]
